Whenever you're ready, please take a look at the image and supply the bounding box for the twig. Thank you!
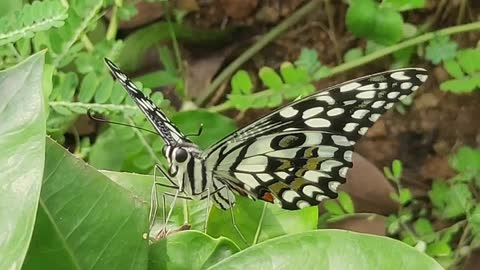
[208,21,480,112]
[197,0,323,106]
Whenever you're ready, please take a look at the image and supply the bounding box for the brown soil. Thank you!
[184,0,480,195]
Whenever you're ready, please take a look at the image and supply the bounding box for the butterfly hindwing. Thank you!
[203,68,428,209]
[104,58,189,145]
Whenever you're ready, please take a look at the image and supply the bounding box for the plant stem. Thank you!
[253,203,268,245]
[164,2,184,77]
[81,34,94,52]
[127,117,162,164]
[325,21,480,77]
[106,5,118,41]
[49,101,139,113]
[197,0,323,106]
[209,21,480,112]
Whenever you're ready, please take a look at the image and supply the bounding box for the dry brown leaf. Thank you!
[220,0,258,19]
[327,214,387,236]
[340,152,399,215]
[185,45,236,99]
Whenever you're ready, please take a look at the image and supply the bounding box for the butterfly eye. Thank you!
[174,148,188,163]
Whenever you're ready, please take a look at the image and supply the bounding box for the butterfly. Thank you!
[104,58,428,211]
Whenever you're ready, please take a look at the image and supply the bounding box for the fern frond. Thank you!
[0,0,67,46]
[50,0,103,67]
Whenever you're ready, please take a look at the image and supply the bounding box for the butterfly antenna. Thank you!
[185,123,204,138]
[87,109,158,136]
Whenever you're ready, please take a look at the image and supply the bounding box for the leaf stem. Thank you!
[209,21,480,112]
[253,203,268,245]
[106,4,119,41]
[197,0,323,105]
[49,101,139,113]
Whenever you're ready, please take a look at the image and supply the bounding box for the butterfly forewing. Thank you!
[104,58,190,145]
[203,68,428,210]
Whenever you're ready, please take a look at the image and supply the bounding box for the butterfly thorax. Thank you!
[162,143,211,197]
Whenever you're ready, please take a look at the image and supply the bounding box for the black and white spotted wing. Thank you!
[202,68,428,210]
[104,58,190,145]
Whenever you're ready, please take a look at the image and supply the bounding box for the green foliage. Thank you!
[323,191,355,218]
[346,0,404,45]
[441,48,480,93]
[0,0,67,46]
[22,138,149,270]
[228,62,316,110]
[3,1,480,269]
[0,52,46,270]
[209,230,443,270]
[425,36,458,65]
[381,0,426,11]
[385,148,480,268]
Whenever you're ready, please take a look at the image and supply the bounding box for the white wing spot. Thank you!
[282,190,299,203]
[155,110,167,120]
[340,82,362,92]
[304,170,330,182]
[115,71,127,82]
[126,81,138,93]
[332,135,351,146]
[302,185,324,197]
[316,194,329,201]
[257,173,272,182]
[369,113,381,122]
[358,127,368,135]
[391,71,410,80]
[343,100,357,106]
[344,150,353,162]
[327,108,344,117]
[356,91,376,99]
[302,107,324,119]
[234,172,260,189]
[339,167,349,178]
[372,100,385,109]
[305,118,331,128]
[316,146,338,158]
[320,160,343,172]
[358,82,388,90]
[296,200,310,209]
[416,74,428,82]
[343,122,359,132]
[411,86,419,91]
[279,107,299,118]
[237,156,267,172]
[316,95,335,105]
[352,109,369,119]
[328,181,341,192]
[387,91,400,99]
[401,82,413,89]
[384,103,394,109]
[275,172,289,180]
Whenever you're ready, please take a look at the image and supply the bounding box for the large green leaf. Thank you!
[0,52,46,270]
[208,230,444,270]
[149,231,239,270]
[22,138,149,270]
[207,196,318,249]
[102,170,209,235]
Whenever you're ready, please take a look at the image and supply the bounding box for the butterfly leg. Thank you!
[199,185,233,233]
[150,164,180,238]
[204,188,211,233]
[227,190,248,245]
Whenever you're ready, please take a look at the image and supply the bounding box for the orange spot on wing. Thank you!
[261,192,274,203]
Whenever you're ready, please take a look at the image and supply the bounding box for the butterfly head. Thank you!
[162,143,201,176]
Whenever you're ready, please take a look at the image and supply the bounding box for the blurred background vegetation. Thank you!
[1,0,480,269]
